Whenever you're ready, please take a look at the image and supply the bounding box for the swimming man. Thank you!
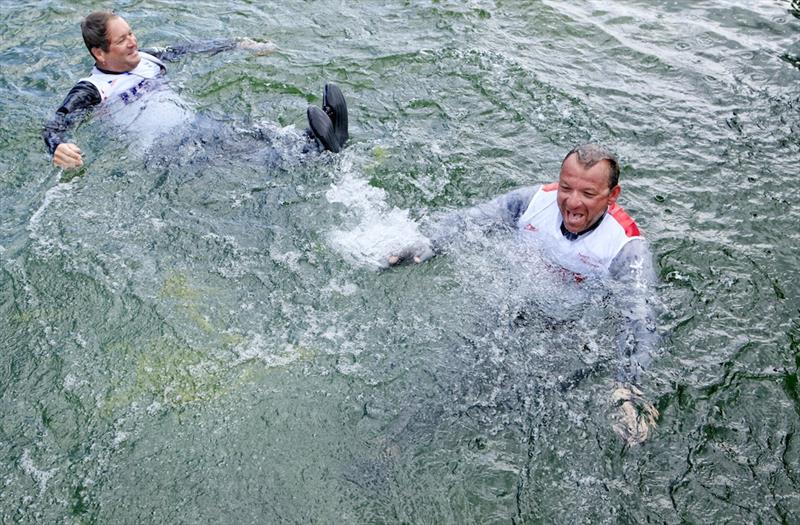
[42,11,348,169]
[391,143,660,445]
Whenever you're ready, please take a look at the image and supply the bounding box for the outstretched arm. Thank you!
[608,238,660,444]
[609,238,658,385]
[389,185,539,265]
[42,81,102,168]
[140,37,275,62]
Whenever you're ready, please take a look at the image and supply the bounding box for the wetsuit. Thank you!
[424,184,657,386]
[42,40,238,155]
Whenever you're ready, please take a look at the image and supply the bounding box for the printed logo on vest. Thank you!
[577,253,601,268]
[118,79,148,105]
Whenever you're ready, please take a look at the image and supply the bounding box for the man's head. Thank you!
[557,143,621,234]
[81,11,140,73]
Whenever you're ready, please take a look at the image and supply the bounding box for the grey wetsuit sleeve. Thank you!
[609,238,659,386]
[140,39,239,62]
[42,81,102,155]
[425,186,538,251]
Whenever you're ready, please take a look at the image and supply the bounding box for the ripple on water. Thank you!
[2,0,800,522]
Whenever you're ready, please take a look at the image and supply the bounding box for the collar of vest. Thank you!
[560,212,605,241]
[93,53,165,75]
[94,63,129,75]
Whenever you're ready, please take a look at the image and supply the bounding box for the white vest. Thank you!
[79,52,166,104]
[517,183,642,277]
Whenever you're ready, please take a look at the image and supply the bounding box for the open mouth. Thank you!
[566,211,584,224]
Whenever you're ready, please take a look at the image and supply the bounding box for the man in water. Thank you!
[43,11,348,169]
[391,143,659,445]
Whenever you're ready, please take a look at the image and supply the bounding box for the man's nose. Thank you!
[565,191,582,207]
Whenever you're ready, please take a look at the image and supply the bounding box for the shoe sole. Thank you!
[323,83,348,148]
[307,106,340,153]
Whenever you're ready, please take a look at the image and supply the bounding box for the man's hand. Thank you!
[388,241,434,266]
[611,384,658,446]
[53,143,83,169]
[237,38,276,56]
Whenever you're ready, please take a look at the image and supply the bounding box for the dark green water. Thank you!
[1,1,799,523]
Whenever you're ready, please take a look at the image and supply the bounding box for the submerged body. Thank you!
[42,39,248,165]
[42,12,345,168]
[392,145,660,444]
[422,182,656,382]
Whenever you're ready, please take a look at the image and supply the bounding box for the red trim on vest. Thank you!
[607,203,640,237]
[541,182,559,192]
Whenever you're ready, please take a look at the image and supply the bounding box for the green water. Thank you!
[1,1,799,523]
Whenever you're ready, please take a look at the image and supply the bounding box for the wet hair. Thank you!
[81,11,117,60]
[562,143,620,189]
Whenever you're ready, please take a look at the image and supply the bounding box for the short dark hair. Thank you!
[562,143,620,189]
[81,11,117,60]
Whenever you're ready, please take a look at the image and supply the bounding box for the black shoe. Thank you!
[306,106,340,153]
[323,83,348,149]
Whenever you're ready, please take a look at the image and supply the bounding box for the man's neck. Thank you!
[94,63,132,75]
[560,212,605,241]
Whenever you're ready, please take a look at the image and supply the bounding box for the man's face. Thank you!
[557,153,621,234]
[93,16,140,73]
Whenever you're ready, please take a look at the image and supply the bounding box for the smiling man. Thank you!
[392,144,648,280]
[390,143,659,445]
[43,11,348,169]
[90,15,141,73]
[515,145,638,279]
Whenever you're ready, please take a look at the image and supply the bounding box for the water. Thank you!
[1,0,799,522]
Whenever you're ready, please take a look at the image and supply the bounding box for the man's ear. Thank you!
[609,184,621,204]
[91,47,103,63]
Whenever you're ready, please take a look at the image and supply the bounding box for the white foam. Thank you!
[232,332,302,367]
[322,278,359,297]
[19,449,57,496]
[62,372,86,391]
[27,181,74,234]
[269,248,303,272]
[326,165,430,269]
[111,431,129,448]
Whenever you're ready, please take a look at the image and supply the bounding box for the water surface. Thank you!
[1,0,799,522]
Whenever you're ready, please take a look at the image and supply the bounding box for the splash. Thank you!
[326,160,430,269]
[19,449,57,496]
[27,181,74,235]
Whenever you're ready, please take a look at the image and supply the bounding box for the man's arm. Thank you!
[608,238,660,444]
[389,185,538,265]
[609,238,658,385]
[42,81,102,168]
[140,38,275,62]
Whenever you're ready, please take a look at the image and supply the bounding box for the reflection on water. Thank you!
[1,0,799,522]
